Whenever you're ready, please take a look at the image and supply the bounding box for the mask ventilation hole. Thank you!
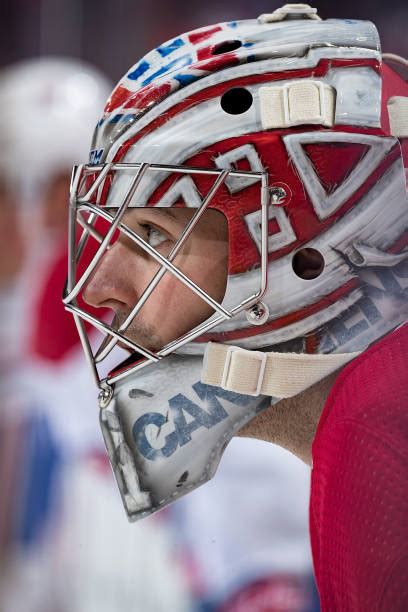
[292,248,325,280]
[176,471,189,487]
[212,40,242,55]
[221,88,253,115]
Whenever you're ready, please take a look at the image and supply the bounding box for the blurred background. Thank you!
[0,2,406,612]
[1,0,407,79]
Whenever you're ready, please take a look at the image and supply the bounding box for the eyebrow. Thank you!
[146,206,196,223]
[108,205,196,225]
[106,206,181,219]
[151,207,179,220]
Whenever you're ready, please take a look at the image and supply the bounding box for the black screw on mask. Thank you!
[245,302,269,325]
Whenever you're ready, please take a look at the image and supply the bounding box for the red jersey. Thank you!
[310,323,408,611]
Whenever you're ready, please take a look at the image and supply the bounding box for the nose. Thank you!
[82,242,138,310]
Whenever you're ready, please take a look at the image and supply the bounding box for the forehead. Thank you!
[107,207,198,228]
[104,205,228,245]
[120,205,227,228]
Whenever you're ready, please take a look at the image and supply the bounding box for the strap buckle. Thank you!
[221,346,267,397]
[260,80,335,130]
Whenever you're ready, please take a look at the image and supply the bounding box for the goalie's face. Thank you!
[83,207,229,352]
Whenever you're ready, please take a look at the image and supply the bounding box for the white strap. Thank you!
[387,97,408,138]
[258,4,321,23]
[202,342,361,398]
[260,80,335,130]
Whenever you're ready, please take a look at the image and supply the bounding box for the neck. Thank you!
[237,371,340,465]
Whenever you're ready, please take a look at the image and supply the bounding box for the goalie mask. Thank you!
[64,4,408,521]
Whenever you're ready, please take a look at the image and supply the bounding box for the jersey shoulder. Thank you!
[316,323,408,447]
[311,324,408,610]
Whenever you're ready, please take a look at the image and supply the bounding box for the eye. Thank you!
[141,223,168,248]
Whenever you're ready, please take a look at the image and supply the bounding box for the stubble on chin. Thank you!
[112,312,163,352]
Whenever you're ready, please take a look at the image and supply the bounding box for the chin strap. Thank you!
[201,342,361,398]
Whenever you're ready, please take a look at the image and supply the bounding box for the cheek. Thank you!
[186,248,228,301]
[147,273,192,315]
[147,253,226,322]
[137,241,228,341]
[141,272,204,336]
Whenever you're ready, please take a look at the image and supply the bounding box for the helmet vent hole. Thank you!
[212,40,242,55]
[292,248,325,280]
[176,471,189,487]
[221,88,253,115]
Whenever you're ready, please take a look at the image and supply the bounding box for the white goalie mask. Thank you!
[64,4,408,520]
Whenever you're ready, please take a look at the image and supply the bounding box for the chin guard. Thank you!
[99,354,270,521]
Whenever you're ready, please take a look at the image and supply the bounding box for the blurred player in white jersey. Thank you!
[175,439,317,612]
[0,57,191,612]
